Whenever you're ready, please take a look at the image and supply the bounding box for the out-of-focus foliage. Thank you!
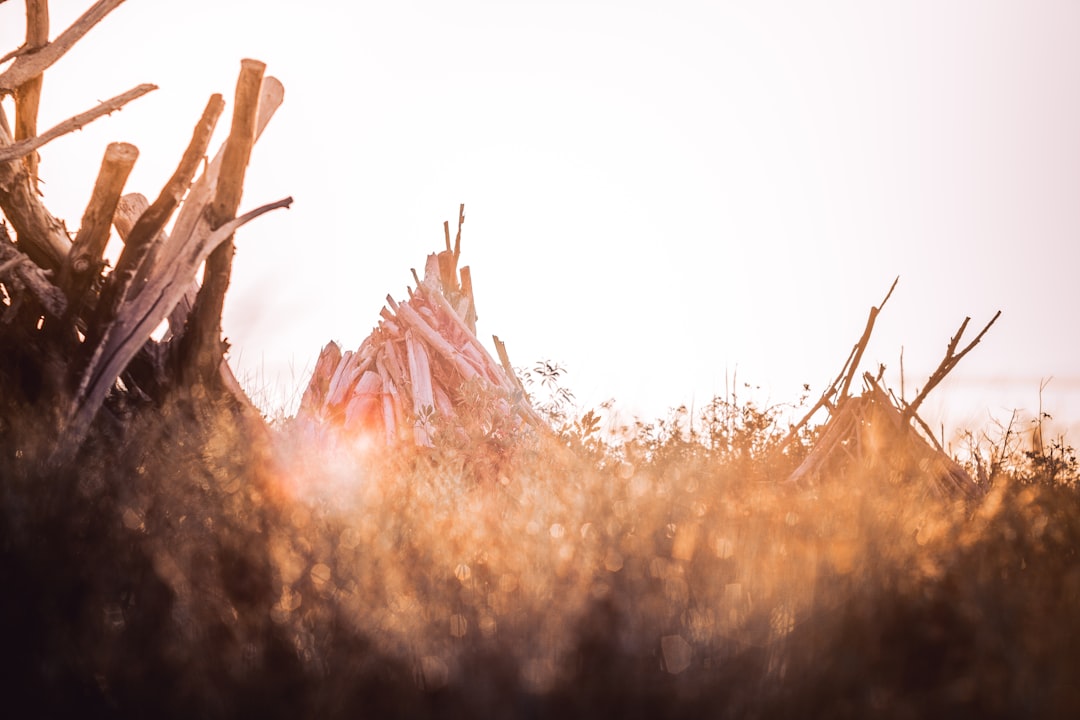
[1,368,1078,718]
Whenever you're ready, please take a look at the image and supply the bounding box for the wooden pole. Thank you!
[179,59,265,383]
[13,0,48,188]
[94,95,223,341]
[58,141,138,306]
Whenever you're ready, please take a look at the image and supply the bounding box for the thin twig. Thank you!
[0,0,128,93]
[0,83,157,163]
[837,276,898,401]
[903,310,1002,421]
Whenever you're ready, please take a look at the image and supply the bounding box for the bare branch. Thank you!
[837,276,898,401]
[14,0,49,186]
[156,76,283,281]
[94,94,224,340]
[774,277,899,455]
[903,310,1002,421]
[0,0,128,93]
[0,230,66,317]
[0,83,157,163]
[58,195,292,460]
[179,59,265,383]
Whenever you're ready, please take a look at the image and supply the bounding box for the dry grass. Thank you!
[1,381,1079,718]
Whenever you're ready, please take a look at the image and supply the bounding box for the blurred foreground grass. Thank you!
[1,370,1077,718]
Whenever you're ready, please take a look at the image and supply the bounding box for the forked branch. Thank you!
[774,277,898,455]
[902,310,1001,421]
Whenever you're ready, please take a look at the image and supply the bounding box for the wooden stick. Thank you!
[459,265,477,332]
[297,340,342,420]
[492,334,526,393]
[95,95,223,343]
[119,93,224,265]
[0,85,156,270]
[837,276,897,401]
[58,196,291,461]
[773,278,897,456]
[396,301,480,383]
[179,60,265,383]
[58,141,139,305]
[12,0,48,187]
[158,76,282,281]
[903,310,1001,421]
[453,203,464,261]
[0,0,128,92]
[405,329,435,446]
[437,249,457,292]
[422,252,441,289]
[110,193,193,337]
[419,285,517,393]
[375,354,401,444]
[0,230,66,317]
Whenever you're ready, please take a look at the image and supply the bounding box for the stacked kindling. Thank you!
[788,377,982,500]
[296,208,543,447]
[778,279,996,501]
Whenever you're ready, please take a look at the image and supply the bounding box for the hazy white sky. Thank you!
[3,1,1079,444]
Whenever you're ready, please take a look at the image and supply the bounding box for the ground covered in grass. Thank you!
[1,386,1078,719]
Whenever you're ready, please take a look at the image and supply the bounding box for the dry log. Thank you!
[326,350,376,409]
[405,329,435,446]
[297,340,342,419]
[375,355,401,444]
[423,253,442,290]
[420,286,514,392]
[0,0,127,93]
[110,193,193,337]
[0,225,66,317]
[438,250,457,292]
[492,334,526,394]
[180,59,266,383]
[433,384,454,417]
[396,300,480,384]
[107,95,225,298]
[343,370,382,429]
[58,196,292,460]
[102,94,227,335]
[155,77,283,283]
[111,192,145,238]
[459,265,477,332]
[12,0,47,186]
[382,339,408,402]
[58,141,138,305]
[0,83,156,272]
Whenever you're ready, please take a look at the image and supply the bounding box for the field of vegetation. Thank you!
[2,364,1078,719]
[2,4,1077,716]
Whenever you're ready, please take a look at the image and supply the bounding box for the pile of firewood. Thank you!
[0,0,289,465]
[778,278,997,500]
[296,205,543,447]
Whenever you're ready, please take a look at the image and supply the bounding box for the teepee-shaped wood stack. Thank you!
[779,279,997,500]
[296,206,543,447]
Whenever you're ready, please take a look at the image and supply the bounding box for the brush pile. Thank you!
[780,279,997,500]
[0,1,291,466]
[295,205,543,448]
